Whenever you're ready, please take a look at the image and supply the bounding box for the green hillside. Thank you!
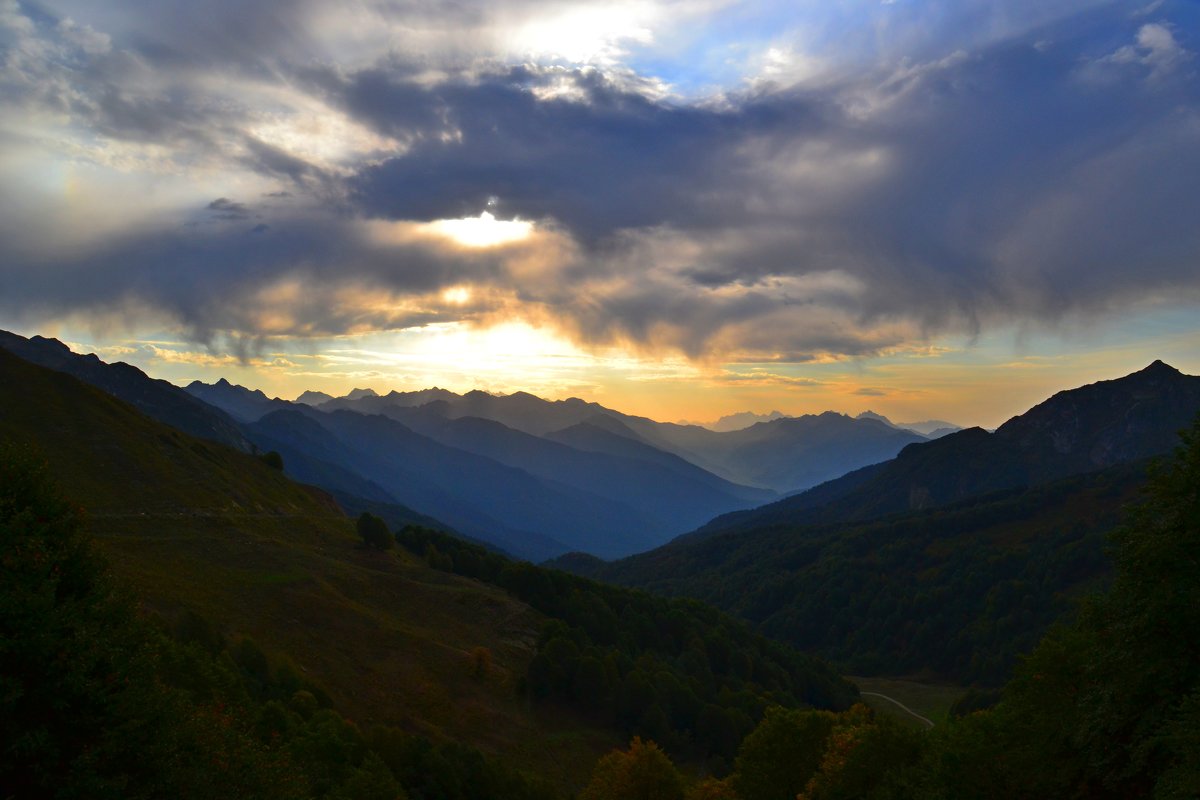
[0,347,614,787]
[575,463,1147,685]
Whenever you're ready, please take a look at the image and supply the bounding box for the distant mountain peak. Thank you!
[1140,359,1180,376]
[1,329,252,452]
[345,387,378,400]
[856,410,893,425]
[296,390,334,406]
[29,335,70,353]
[707,410,786,432]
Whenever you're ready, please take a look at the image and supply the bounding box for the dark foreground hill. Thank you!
[567,418,1200,798]
[0,346,565,764]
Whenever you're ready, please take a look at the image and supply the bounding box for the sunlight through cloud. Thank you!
[425,212,534,248]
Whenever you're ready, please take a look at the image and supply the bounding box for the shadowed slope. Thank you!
[0,329,251,452]
[0,347,619,786]
[695,361,1200,537]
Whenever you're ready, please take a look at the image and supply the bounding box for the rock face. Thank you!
[993,360,1199,475]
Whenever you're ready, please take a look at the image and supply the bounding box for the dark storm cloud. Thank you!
[331,10,1198,336]
[2,0,1198,361]
[206,198,250,220]
[311,7,1197,356]
[338,65,829,240]
[0,208,517,342]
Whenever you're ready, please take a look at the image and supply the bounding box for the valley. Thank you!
[2,332,1199,798]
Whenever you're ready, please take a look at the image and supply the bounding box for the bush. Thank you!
[357,512,393,550]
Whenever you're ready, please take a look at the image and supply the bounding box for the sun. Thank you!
[441,286,472,305]
[426,211,533,248]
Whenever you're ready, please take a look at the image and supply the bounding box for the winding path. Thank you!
[859,692,936,729]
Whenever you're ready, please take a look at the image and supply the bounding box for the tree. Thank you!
[579,737,685,800]
[798,707,924,800]
[732,706,837,800]
[0,445,301,799]
[357,511,393,550]
[687,777,740,800]
[259,450,284,470]
[921,413,1200,798]
[1062,413,1200,795]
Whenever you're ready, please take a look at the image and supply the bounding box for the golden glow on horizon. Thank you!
[43,316,1200,432]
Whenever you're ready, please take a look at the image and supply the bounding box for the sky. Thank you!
[1,0,1198,427]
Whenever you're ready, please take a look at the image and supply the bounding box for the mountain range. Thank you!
[0,341,856,794]
[173,356,939,557]
[4,328,1193,587]
[553,359,1200,684]
[855,411,961,438]
[0,329,251,452]
[0,329,932,559]
[289,385,930,493]
[688,359,1200,538]
[4,326,1195,800]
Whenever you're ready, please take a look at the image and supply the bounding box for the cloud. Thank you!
[207,198,251,220]
[1100,23,1191,80]
[713,369,827,388]
[0,0,1198,367]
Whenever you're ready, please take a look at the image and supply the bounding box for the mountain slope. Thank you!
[377,407,777,529]
[0,329,251,452]
[247,408,572,560]
[545,419,774,505]
[314,408,667,559]
[699,361,1200,536]
[565,463,1146,684]
[0,343,859,790]
[186,377,291,422]
[0,346,575,766]
[562,362,1200,685]
[332,387,927,492]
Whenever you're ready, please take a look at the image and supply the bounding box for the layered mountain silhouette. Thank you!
[706,410,786,432]
[245,407,576,559]
[682,360,1200,537]
[185,377,291,422]
[306,386,927,493]
[0,326,990,561]
[553,361,1200,683]
[855,410,961,438]
[182,374,930,558]
[199,386,779,559]
[0,330,251,452]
